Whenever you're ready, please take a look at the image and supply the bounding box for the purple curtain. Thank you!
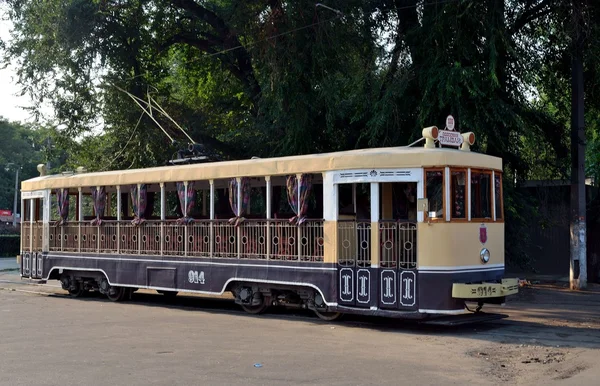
[176,181,196,224]
[286,174,313,225]
[55,189,69,225]
[90,186,106,225]
[228,177,251,226]
[130,184,147,225]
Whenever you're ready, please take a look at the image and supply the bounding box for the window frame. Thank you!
[424,168,446,222]
[470,168,494,222]
[449,168,469,221]
[494,171,504,222]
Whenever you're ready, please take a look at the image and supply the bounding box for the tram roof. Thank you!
[21,146,502,191]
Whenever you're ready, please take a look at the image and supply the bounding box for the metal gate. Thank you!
[378,221,417,310]
[337,221,371,307]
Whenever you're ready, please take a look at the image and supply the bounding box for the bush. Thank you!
[0,235,20,257]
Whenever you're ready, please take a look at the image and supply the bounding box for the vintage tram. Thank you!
[18,127,518,321]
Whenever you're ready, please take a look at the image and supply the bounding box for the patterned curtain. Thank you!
[228,177,251,226]
[286,174,313,225]
[55,188,69,225]
[176,181,196,224]
[90,186,106,225]
[130,184,147,225]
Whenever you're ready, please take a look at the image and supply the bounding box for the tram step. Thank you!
[421,312,508,326]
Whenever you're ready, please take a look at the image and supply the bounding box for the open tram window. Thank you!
[82,193,94,221]
[339,183,370,221]
[68,194,77,221]
[450,170,467,219]
[378,182,416,221]
[425,169,444,220]
[471,170,492,219]
[50,192,59,222]
[495,173,503,220]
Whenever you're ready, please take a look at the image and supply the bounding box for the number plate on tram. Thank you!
[470,285,498,297]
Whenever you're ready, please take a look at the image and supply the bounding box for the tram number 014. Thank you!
[188,270,206,285]
[470,285,497,297]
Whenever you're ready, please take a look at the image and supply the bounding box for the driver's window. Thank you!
[425,169,444,220]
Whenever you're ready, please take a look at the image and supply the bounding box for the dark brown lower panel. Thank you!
[40,252,509,316]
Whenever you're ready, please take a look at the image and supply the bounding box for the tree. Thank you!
[2,0,599,269]
[0,117,45,210]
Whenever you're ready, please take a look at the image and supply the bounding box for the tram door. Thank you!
[21,196,46,280]
[337,183,372,308]
[378,183,418,311]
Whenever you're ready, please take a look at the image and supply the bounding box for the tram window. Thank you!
[471,171,492,219]
[338,184,353,214]
[495,173,503,220]
[50,193,59,221]
[339,183,370,220]
[23,200,30,221]
[82,194,94,219]
[391,182,417,221]
[166,191,180,218]
[425,170,444,219]
[68,195,77,221]
[450,170,466,219]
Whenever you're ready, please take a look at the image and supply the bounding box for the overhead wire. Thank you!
[113,85,176,144]
[109,0,464,162]
[102,111,144,171]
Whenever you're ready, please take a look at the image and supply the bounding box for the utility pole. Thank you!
[570,0,587,290]
[13,167,19,227]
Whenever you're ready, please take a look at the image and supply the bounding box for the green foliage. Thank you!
[0,118,44,210]
[2,0,600,267]
[0,235,20,257]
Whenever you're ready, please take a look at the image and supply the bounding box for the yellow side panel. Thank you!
[417,222,504,268]
[323,221,337,264]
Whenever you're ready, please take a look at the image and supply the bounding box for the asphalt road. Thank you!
[1,270,599,385]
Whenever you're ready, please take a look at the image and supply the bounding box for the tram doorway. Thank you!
[337,183,371,307]
[378,182,418,311]
[336,181,418,310]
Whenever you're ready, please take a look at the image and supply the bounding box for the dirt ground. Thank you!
[0,269,599,385]
[469,283,600,384]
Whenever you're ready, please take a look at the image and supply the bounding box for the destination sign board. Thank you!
[438,130,463,147]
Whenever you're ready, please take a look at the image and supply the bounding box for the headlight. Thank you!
[480,248,490,264]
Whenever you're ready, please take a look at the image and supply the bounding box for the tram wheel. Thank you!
[106,287,126,302]
[157,290,178,298]
[241,295,270,315]
[68,282,85,298]
[314,310,342,321]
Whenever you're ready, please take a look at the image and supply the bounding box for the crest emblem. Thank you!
[479,224,487,244]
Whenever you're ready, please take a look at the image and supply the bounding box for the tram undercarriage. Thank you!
[34,251,514,323]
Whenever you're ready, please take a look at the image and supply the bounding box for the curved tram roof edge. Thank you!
[22,147,502,191]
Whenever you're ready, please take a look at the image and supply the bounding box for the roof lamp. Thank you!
[422,126,439,149]
[460,132,475,151]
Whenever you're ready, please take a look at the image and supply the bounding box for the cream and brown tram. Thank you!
[18,128,518,321]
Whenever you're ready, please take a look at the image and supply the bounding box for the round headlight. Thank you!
[480,248,490,264]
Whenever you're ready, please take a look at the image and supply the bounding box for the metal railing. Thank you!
[36,219,326,262]
[21,222,31,252]
[337,221,371,267]
[379,221,417,269]
[239,220,267,259]
[32,222,43,252]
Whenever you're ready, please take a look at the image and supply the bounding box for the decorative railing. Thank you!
[43,219,325,262]
[33,222,44,252]
[337,220,371,267]
[379,221,417,269]
[21,222,31,252]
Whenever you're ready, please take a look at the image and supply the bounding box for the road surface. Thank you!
[0,269,599,385]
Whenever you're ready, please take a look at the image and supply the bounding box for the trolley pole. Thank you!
[569,0,587,290]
